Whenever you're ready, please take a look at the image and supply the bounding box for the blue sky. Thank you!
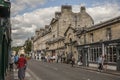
[11,0,120,46]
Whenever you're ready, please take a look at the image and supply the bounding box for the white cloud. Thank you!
[11,2,120,46]
[87,3,120,24]
[72,3,120,24]
[12,7,60,46]
[11,0,45,16]
[11,0,56,16]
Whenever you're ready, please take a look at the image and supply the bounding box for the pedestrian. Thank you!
[97,55,104,72]
[71,56,75,67]
[17,54,27,80]
[14,53,19,65]
[77,55,83,66]
[9,55,14,71]
[14,53,19,70]
[47,55,51,63]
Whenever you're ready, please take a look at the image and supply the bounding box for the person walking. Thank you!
[14,53,19,65]
[97,55,104,72]
[71,56,75,67]
[9,55,14,71]
[17,54,27,80]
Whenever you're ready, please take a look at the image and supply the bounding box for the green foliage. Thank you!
[12,46,22,54]
[24,39,32,54]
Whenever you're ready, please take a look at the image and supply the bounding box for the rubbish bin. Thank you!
[117,58,120,71]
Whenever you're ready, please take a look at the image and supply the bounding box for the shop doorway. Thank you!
[78,48,89,67]
[117,46,120,71]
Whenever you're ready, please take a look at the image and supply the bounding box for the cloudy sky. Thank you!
[11,0,120,47]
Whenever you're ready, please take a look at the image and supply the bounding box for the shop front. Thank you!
[77,39,120,71]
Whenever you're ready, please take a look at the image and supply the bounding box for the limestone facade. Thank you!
[32,5,94,58]
[32,5,120,70]
[76,16,120,70]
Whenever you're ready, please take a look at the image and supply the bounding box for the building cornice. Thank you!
[88,16,120,32]
[46,36,65,44]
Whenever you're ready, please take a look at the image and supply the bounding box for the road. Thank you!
[28,60,120,80]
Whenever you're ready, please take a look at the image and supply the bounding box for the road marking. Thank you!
[27,68,43,80]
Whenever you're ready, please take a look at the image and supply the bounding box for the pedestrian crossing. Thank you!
[13,69,31,80]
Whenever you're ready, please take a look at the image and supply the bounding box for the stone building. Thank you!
[33,5,93,59]
[32,5,120,71]
[64,16,120,70]
[76,16,120,70]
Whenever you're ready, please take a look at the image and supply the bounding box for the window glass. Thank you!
[89,47,102,62]
[106,46,117,63]
[113,46,117,62]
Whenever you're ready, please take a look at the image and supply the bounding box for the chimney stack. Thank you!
[80,6,86,13]
[61,5,72,13]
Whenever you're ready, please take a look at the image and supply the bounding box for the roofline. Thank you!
[88,16,120,32]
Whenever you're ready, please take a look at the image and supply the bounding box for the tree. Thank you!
[12,46,22,54]
[24,39,32,54]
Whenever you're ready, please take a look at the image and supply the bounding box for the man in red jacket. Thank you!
[17,54,27,80]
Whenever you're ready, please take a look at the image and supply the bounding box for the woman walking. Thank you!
[17,54,27,80]
[97,55,104,72]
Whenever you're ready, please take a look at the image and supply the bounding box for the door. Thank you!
[117,45,120,71]
[82,48,89,67]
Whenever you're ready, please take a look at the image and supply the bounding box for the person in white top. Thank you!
[9,55,14,71]
[97,55,104,71]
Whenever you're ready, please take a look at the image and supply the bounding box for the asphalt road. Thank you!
[28,60,120,80]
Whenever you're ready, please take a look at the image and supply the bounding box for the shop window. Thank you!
[106,46,117,63]
[89,47,102,62]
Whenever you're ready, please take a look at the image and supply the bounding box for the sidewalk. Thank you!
[5,70,14,80]
[5,68,36,80]
[76,65,120,76]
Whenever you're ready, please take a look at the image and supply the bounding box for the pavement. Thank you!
[5,62,120,80]
[5,68,35,80]
[76,65,120,76]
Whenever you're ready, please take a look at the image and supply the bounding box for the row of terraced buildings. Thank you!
[32,5,120,71]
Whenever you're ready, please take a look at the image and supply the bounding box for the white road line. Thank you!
[27,68,43,80]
